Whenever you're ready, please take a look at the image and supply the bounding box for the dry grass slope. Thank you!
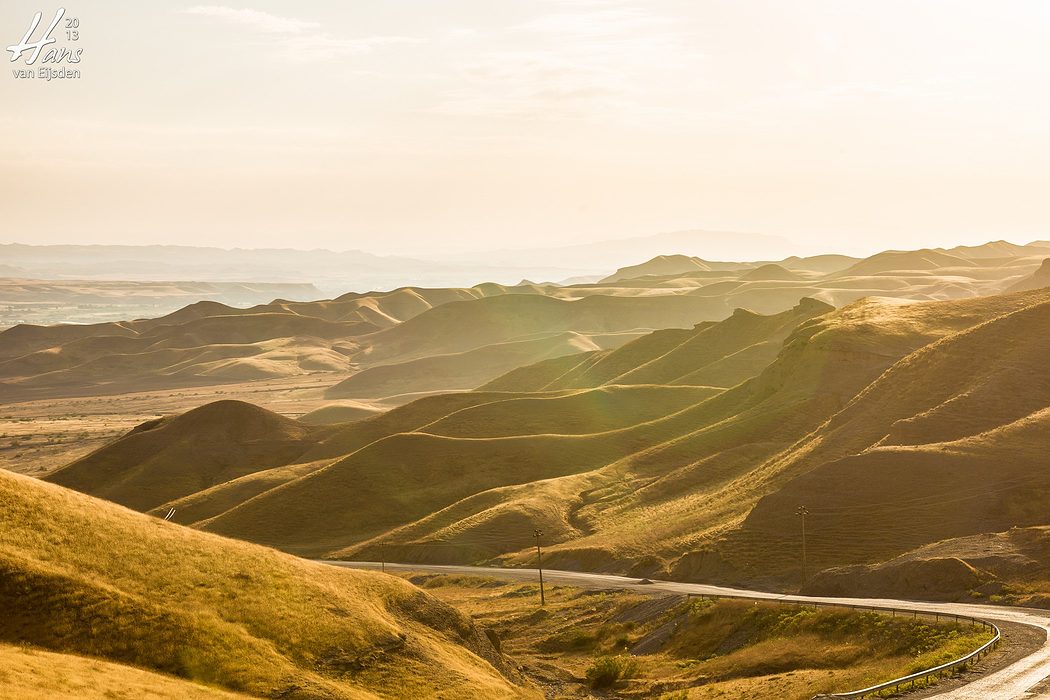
[325,331,624,400]
[0,469,535,699]
[0,642,252,700]
[482,298,831,392]
[45,400,327,512]
[727,289,1050,581]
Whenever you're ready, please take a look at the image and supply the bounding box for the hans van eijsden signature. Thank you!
[8,8,83,81]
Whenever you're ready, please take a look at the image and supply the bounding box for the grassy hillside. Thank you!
[835,249,974,276]
[0,468,534,699]
[422,385,721,438]
[299,402,384,425]
[352,293,727,367]
[200,430,632,555]
[739,263,805,281]
[480,328,698,392]
[482,298,831,392]
[722,289,1050,581]
[56,300,830,558]
[46,400,328,512]
[0,642,249,699]
[303,390,579,460]
[325,331,641,400]
[48,291,1042,584]
[1006,257,1050,292]
[346,289,1050,580]
[27,250,1050,596]
[149,458,335,526]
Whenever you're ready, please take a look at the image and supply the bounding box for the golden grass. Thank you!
[0,642,249,700]
[0,469,536,699]
[45,400,322,511]
[480,298,831,392]
[422,385,720,438]
[728,290,1050,580]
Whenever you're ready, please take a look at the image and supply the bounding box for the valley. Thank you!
[5,242,1050,595]
[7,240,1050,698]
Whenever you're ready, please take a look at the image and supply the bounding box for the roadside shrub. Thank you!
[539,622,633,653]
[586,654,637,688]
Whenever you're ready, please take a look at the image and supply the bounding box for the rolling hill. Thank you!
[39,297,847,562]
[3,241,1049,404]
[43,285,1050,597]
[835,249,974,276]
[0,278,321,329]
[0,285,546,398]
[0,468,534,699]
[324,331,640,400]
[720,289,1050,582]
[1006,257,1050,292]
[18,241,1050,602]
[601,254,712,283]
[323,292,742,399]
[481,298,832,392]
[46,400,330,512]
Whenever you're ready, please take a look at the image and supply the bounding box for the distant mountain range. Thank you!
[0,230,811,292]
[427,228,809,272]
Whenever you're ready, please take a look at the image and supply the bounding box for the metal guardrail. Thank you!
[683,592,1001,700]
[818,615,1000,699]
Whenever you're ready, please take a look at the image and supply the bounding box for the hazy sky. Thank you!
[2,1,1049,257]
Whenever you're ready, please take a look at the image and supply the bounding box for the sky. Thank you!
[2,1,1049,258]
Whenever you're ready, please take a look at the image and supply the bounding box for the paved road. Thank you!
[324,561,1050,699]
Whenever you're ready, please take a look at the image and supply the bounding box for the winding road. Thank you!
[325,561,1050,699]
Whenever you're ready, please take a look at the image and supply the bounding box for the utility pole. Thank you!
[533,529,546,605]
[795,505,809,586]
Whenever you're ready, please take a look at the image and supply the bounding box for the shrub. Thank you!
[586,654,638,688]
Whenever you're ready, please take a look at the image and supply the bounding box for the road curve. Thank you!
[324,561,1050,699]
